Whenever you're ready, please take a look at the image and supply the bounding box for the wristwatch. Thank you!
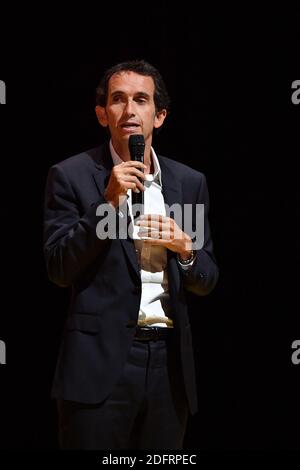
[178,249,197,265]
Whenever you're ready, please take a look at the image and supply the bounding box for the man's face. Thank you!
[96,71,166,152]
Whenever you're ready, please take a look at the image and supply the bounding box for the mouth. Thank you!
[120,123,140,131]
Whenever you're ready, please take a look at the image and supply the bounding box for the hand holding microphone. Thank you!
[104,135,146,209]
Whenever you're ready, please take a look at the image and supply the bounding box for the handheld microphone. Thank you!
[128,134,145,217]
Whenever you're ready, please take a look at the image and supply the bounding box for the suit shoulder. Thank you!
[52,146,101,173]
[158,155,206,182]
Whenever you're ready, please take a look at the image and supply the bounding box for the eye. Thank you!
[112,95,122,103]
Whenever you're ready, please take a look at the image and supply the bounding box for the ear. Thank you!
[95,105,108,127]
[154,109,167,129]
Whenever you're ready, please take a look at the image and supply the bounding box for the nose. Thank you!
[123,99,136,117]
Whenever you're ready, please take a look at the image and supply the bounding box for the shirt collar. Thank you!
[109,139,162,187]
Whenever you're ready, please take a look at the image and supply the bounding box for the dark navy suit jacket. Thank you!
[43,143,219,414]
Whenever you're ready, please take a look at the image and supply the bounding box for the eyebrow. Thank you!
[110,91,151,99]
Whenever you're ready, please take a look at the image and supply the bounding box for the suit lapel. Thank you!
[92,143,140,278]
[158,156,183,300]
[158,156,182,217]
[91,143,113,197]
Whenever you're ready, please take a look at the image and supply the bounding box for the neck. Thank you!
[145,158,155,175]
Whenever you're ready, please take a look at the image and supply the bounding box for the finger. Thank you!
[136,218,171,232]
[138,228,160,238]
[123,161,147,170]
[122,176,145,192]
[139,230,170,240]
[136,220,165,231]
[124,181,146,193]
[122,168,146,180]
[126,182,140,193]
[138,214,167,223]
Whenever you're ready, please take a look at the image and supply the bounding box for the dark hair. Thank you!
[95,60,171,113]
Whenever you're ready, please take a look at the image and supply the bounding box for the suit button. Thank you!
[132,285,141,294]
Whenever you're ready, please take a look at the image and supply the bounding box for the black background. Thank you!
[0,7,299,450]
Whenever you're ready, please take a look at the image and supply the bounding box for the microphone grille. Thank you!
[129,134,145,153]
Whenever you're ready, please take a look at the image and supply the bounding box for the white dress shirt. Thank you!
[109,140,172,328]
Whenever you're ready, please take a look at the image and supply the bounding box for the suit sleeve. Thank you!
[178,173,219,296]
[43,164,114,287]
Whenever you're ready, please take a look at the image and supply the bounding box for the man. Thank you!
[43,60,219,449]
